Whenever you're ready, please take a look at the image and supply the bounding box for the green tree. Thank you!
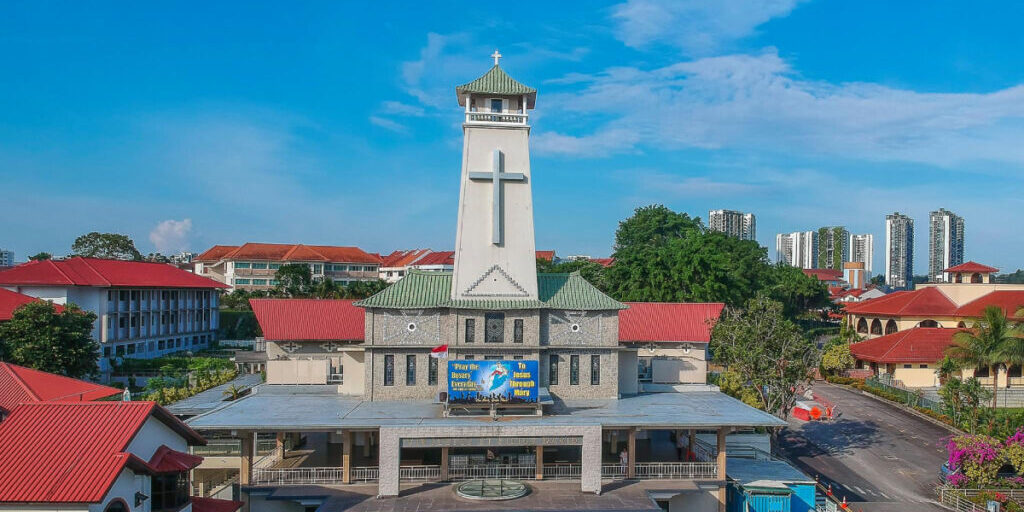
[27,252,52,261]
[940,377,992,434]
[145,253,170,263]
[764,264,830,318]
[538,259,609,292]
[71,232,142,260]
[947,306,1021,407]
[604,205,771,306]
[710,295,817,418]
[0,301,99,378]
[868,274,886,287]
[821,342,855,374]
[220,290,254,310]
[315,278,341,299]
[343,279,390,299]
[275,264,313,297]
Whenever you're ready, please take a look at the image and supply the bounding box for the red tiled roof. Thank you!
[413,251,455,266]
[191,496,244,512]
[945,261,999,273]
[536,250,556,262]
[803,269,844,281]
[0,258,228,289]
[844,286,957,316]
[0,401,203,503]
[195,243,381,264]
[0,288,64,321]
[0,362,121,415]
[849,327,961,363]
[618,302,725,343]
[250,299,365,341]
[148,445,203,473]
[591,257,614,267]
[955,290,1024,320]
[381,249,431,267]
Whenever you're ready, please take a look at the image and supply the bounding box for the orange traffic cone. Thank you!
[841,497,849,510]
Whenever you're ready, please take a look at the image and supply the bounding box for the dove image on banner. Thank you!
[447,360,538,404]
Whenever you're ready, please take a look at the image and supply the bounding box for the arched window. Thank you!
[919,320,939,328]
[857,318,868,334]
[955,273,963,283]
[885,319,898,335]
[957,321,966,328]
[870,319,883,335]
[971,273,983,283]
[104,500,129,512]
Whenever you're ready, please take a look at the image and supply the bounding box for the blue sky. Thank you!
[2,1,1023,273]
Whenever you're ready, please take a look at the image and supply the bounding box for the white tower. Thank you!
[451,53,540,301]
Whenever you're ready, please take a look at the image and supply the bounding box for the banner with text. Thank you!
[447,360,538,404]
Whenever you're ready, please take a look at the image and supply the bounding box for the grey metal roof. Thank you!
[725,457,816,489]
[165,374,263,417]
[186,385,786,431]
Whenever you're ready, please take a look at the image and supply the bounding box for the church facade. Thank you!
[188,57,785,512]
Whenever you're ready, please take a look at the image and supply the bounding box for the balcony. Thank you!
[465,112,528,125]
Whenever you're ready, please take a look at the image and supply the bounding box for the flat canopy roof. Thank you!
[725,457,816,490]
[186,385,785,432]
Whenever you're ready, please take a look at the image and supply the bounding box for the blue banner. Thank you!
[447,360,538,404]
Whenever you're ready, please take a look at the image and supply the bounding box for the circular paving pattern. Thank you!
[454,479,529,501]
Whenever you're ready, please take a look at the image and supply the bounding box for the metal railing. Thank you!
[465,112,528,125]
[958,488,1024,501]
[254,467,346,485]
[601,464,626,480]
[449,464,536,480]
[542,463,581,480]
[635,462,718,479]
[191,439,280,457]
[351,466,379,483]
[865,376,944,413]
[937,487,985,512]
[399,465,441,481]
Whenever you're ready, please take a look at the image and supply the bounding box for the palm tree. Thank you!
[1000,306,1024,388]
[222,384,244,401]
[947,306,1020,406]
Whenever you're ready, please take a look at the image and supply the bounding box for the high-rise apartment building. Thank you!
[708,209,756,241]
[775,231,817,269]
[848,234,874,273]
[929,208,965,282]
[885,212,914,289]
[816,226,850,271]
[0,250,12,267]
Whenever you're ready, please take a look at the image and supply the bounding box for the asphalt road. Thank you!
[777,382,951,512]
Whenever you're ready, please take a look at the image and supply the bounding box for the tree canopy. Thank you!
[71,232,142,260]
[275,263,313,296]
[0,301,99,378]
[710,295,817,418]
[947,306,1023,406]
[27,252,52,261]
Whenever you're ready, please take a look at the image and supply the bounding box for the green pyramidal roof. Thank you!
[355,270,625,310]
[456,65,537,107]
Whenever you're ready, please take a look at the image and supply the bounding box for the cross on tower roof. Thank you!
[491,50,502,66]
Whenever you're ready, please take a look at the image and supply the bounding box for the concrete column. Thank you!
[275,432,286,460]
[377,428,401,497]
[363,432,372,458]
[610,430,618,455]
[535,445,544,480]
[998,365,1009,389]
[688,430,696,460]
[581,426,602,494]
[717,428,728,512]
[440,447,450,481]
[627,428,636,479]
[343,431,353,484]
[239,431,254,512]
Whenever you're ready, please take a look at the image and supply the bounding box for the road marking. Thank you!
[880,492,891,499]
[855,486,866,494]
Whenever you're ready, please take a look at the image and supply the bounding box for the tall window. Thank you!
[591,355,601,385]
[384,355,394,386]
[429,357,438,385]
[406,355,416,385]
[465,319,476,343]
[151,473,189,511]
[513,319,524,343]
[485,313,504,343]
[549,355,559,385]
[570,355,579,385]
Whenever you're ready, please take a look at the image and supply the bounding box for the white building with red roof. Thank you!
[0,257,227,373]
[618,302,725,386]
[0,400,240,512]
[194,243,383,291]
[845,262,1024,388]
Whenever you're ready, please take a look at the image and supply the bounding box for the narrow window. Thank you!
[384,355,394,386]
[513,319,524,343]
[485,313,504,343]
[591,355,601,385]
[570,355,579,385]
[549,355,559,385]
[465,318,475,343]
[429,357,438,385]
[406,355,416,385]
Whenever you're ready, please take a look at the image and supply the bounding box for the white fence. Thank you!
[399,465,441,481]
[636,462,718,479]
[449,464,536,480]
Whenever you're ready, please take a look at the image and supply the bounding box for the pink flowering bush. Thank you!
[946,428,1024,489]
[1005,428,1024,479]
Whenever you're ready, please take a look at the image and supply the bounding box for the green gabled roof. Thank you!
[456,65,537,106]
[355,270,625,311]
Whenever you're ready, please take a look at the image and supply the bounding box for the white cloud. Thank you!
[611,0,805,55]
[533,50,1024,167]
[381,101,426,117]
[149,219,192,254]
[369,115,409,133]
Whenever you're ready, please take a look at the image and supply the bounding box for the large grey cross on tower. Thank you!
[469,149,525,245]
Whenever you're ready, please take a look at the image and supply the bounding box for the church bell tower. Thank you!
[451,51,539,301]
